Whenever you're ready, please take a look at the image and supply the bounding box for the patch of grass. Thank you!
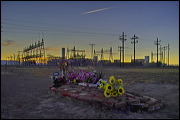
[13,66,179,84]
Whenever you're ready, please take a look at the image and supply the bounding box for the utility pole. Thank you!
[89,43,95,60]
[13,54,16,66]
[131,34,138,66]
[73,46,76,58]
[42,38,45,65]
[10,55,13,65]
[163,46,167,65]
[131,55,132,66]
[151,52,153,62]
[118,46,123,67]
[101,48,103,61]
[167,44,170,66]
[159,45,163,63]
[22,52,24,66]
[119,32,127,67]
[154,38,161,67]
[8,56,11,65]
[18,51,22,66]
[6,57,7,65]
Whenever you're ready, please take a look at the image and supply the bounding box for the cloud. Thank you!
[82,7,114,14]
[46,54,56,57]
[1,40,15,47]
[45,47,59,51]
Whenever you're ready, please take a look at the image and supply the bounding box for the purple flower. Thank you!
[66,69,100,83]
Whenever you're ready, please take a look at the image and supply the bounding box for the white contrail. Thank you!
[82,7,114,14]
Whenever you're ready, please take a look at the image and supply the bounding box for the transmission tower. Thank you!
[131,34,138,66]
[68,46,85,59]
[94,47,113,62]
[89,43,95,60]
[119,32,127,67]
[22,38,45,65]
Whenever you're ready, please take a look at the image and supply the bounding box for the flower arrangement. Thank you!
[99,76,125,98]
[66,70,104,84]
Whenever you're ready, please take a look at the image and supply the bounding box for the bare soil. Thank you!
[1,66,179,119]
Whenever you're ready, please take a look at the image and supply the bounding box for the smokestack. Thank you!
[62,48,65,59]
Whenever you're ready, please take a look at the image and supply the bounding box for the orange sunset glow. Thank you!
[1,1,179,66]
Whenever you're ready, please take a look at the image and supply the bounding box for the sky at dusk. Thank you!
[1,1,179,65]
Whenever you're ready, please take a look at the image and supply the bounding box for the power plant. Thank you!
[5,32,170,67]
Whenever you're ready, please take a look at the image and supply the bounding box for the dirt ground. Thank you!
[1,65,179,119]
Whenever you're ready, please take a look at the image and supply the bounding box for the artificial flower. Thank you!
[109,76,116,84]
[104,89,111,98]
[117,79,123,86]
[105,83,113,91]
[99,83,104,89]
[73,79,76,84]
[100,80,107,84]
[118,86,125,95]
[112,90,118,97]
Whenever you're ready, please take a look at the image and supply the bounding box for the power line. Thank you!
[2,30,39,34]
[2,30,119,38]
[2,18,121,33]
[2,22,119,36]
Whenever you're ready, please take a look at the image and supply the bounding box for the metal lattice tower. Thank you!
[22,38,45,65]
[94,48,104,61]
[67,46,85,59]
[94,47,113,62]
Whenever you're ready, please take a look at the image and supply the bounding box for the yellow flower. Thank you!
[104,89,111,98]
[99,83,104,89]
[73,79,76,84]
[101,81,107,89]
[118,86,125,95]
[117,79,123,86]
[112,90,118,97]
[100,80,107,84]
[105,84,113,91]
[109,76,115,84]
